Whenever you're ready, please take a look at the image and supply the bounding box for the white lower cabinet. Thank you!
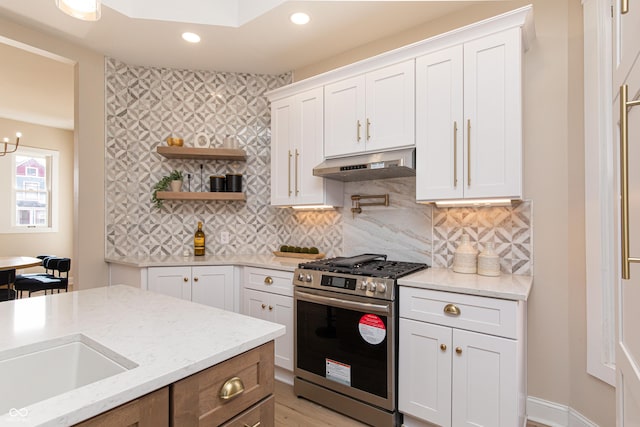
[399,287,525,427]
[147,266,234,311]
[241,268,294,378]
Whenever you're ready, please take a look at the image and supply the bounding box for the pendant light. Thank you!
[55,0,101,21]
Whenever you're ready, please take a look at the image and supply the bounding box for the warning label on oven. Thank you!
[326,358,351,386]
[358,314,386,345]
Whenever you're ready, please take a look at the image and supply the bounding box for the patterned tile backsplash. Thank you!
[104,58,532,274]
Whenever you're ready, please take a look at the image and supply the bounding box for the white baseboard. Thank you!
[527,396,599,427]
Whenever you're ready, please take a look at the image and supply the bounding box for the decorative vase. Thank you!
[452,233,478,274]
[170,180,183,192]
[478,242,501,276]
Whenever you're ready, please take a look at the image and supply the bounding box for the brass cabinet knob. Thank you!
[456,347,462,355]
[261,304,266,309]
[219,376,244,400]
[440,344,447,351]
[443,303,461,316]
[183,277,188,282]
[268,305,273,311]
[264,276,273,285]
[194,277,199,282]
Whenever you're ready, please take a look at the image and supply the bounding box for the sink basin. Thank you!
[0,334,138,414]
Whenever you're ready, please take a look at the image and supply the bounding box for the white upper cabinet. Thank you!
[324,60,415,158]
[270,87,343,207]
[416,27,523,202]
[613,0,640,86]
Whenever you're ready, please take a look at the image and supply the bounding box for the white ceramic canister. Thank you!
[478,242,501,276]
[452,233,478,274]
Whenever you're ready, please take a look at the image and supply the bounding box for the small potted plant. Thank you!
[152,169,184,209]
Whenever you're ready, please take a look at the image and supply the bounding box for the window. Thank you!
[0,146,59,233]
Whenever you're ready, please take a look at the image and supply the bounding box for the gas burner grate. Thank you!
[299,255,428,279]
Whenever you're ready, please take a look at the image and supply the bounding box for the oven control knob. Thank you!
[366,281,377,292]
[305,274,313,283]
[376,283,387,293]
[360,281,367,290]
[297,273,305,282]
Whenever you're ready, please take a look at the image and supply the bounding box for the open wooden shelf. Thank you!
[157,146,246,161]
[156,191,246,201]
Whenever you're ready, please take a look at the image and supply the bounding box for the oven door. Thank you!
[294,287,396,411]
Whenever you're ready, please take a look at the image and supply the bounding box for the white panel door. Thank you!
[365,60,415,152]
[615,43,640,426]
[270,293,294,371]
[191,266,234,311]
[242,288,270,320]
[613,0,640,86]
[147,266,191,300]
[416,45,464,201]
[295,87,327,205]
[398,318,452,427]
[270,97,294,206]
[452,329,517,427]
[324,75,365,157]
[463,28,522,199]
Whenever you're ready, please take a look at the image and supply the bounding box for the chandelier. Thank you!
[55,0,101,21]
[1,133,21,157]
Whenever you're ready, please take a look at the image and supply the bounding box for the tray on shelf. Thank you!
[273,251,326,260]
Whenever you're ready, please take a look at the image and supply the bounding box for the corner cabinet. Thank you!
[155,146,247,202]
[241,267,294,384]
[398,287,526,427]
[270,87,343,207]
[324,60,415,158]
[148,265,235,311]
[416,28,523,202]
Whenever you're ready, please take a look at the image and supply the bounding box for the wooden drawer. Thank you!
[172,341,275,426]
[75,387,169,427]
[244,267,293,297]
[399,287,520,339]
[221,395,274,427]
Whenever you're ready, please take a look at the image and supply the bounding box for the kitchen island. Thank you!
[0,285,284,426]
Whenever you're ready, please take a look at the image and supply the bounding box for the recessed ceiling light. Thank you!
[290,12,310,25]
[182,32,201,43]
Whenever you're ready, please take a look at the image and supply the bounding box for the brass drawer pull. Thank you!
[264,276,273,285]
[443,303,461,316]
[220,376,244,400]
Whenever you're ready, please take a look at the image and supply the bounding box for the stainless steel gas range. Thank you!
[293,254,428,427]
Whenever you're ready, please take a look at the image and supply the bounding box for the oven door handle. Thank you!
[295,290,391,315]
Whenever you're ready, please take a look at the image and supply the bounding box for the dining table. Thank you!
[0,256,43,271]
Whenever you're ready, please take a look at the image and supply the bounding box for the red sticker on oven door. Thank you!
[359,314,386,345]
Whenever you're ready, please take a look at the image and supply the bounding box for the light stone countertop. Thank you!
[398,267,533,301]
[106,255,532,300]
[0,285,284,426]
[105,253,309,272]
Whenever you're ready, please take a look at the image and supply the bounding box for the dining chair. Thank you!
[14,257,70,298]
[0,269,17,301]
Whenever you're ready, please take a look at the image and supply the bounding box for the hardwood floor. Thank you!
[274,381,548,427]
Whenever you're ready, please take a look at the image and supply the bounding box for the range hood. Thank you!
[313,148,416,182]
